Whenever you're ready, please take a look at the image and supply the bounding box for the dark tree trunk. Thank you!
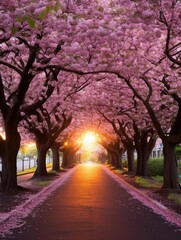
[62,148,68,168]
[67,148,75,166]
[115,151,120,169]
[51,142,60,171]
[110,151,116,167]
[135,133,156,176]
[104,142,123,169]
[119,148,125,169]
[108,150,121,169]
[136,147,145,176]
[33,142,48,178]
[127,147,135,172]
[0,137,5,190]
[62,147,76,167]
[0,136,5,159]
[107,152,112,165]
[61,150,67,168]
[114,150,122,169]
[2,125,20,192]
[162,142,180,189]
[75,152,81,163]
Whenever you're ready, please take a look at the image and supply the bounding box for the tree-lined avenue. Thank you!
[0,0,181,194]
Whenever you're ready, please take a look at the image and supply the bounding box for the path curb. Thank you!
[102,165,181,229]
[0,167,76,237]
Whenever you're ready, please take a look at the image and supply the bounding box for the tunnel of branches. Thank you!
[0,0,181,193]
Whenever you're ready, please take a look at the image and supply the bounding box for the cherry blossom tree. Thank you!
[23,107,72,177]
[0,0,65,191]
[94,0,181,188]
[0,0,108,192]
[60,131,81,167]
[101,136,124,169]
[130,0,181,68]
[22,71,96,176]
[122,0,181,187]
[89,78,157,175]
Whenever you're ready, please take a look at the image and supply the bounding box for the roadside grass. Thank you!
[17,162,53,176]
[152,175,163,183]
[168,193,181,206]
[46,162,53,168]
[114,169,126,175]
[17,163,62,188]
[17,167,37,175]
[37,180,51,186]
[35,167,66,187]
[110,159,181,209]
[135,176,181,207]
[48,170,59,176]
[148,158,181,176]
[135,176,163,188]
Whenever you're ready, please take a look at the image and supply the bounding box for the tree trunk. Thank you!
[62,148,68,168]
[127,147,135,172]
[110,151,116,167]
[2,126,20,192]
[62,147,73,167]
[119,148,125,169]
[0,136,5,159]
[0,137,5,190]
[136,147,145,176]
[114,151,122,169]
[51,142,60,171]
[135,141,147,176]
[115,151,120,169]
[107,152,112,164]
[75,152,81,163]
[162,142,180,189]
[33,143,48,178]
[135,132,156,176]
[67,148,75,166]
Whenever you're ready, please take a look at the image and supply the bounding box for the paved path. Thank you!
[3,164,181,240]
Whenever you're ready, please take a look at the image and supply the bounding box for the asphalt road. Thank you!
[4,164,181,240]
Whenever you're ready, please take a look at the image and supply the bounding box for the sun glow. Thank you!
[84,161,97,166]
[26,142,36,148]
[83,132,96,145]
[76,131,102,164]
[0,127,6,140]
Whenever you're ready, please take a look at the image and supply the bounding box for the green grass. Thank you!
[48,170,59,176]
[114,169,125,175]
[148,158,181,176]
[17,167,37,175]
[17,162,53,175]
[152,175,163,183]
[147,158,164,176]
[176,145,181,160]
[37,180,51,186]
[46,162,53,168]
[135,176,162,188]
[168,193,181,205]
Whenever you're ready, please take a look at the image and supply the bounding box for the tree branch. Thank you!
[0,73,9,118]
[0,60,23,75]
